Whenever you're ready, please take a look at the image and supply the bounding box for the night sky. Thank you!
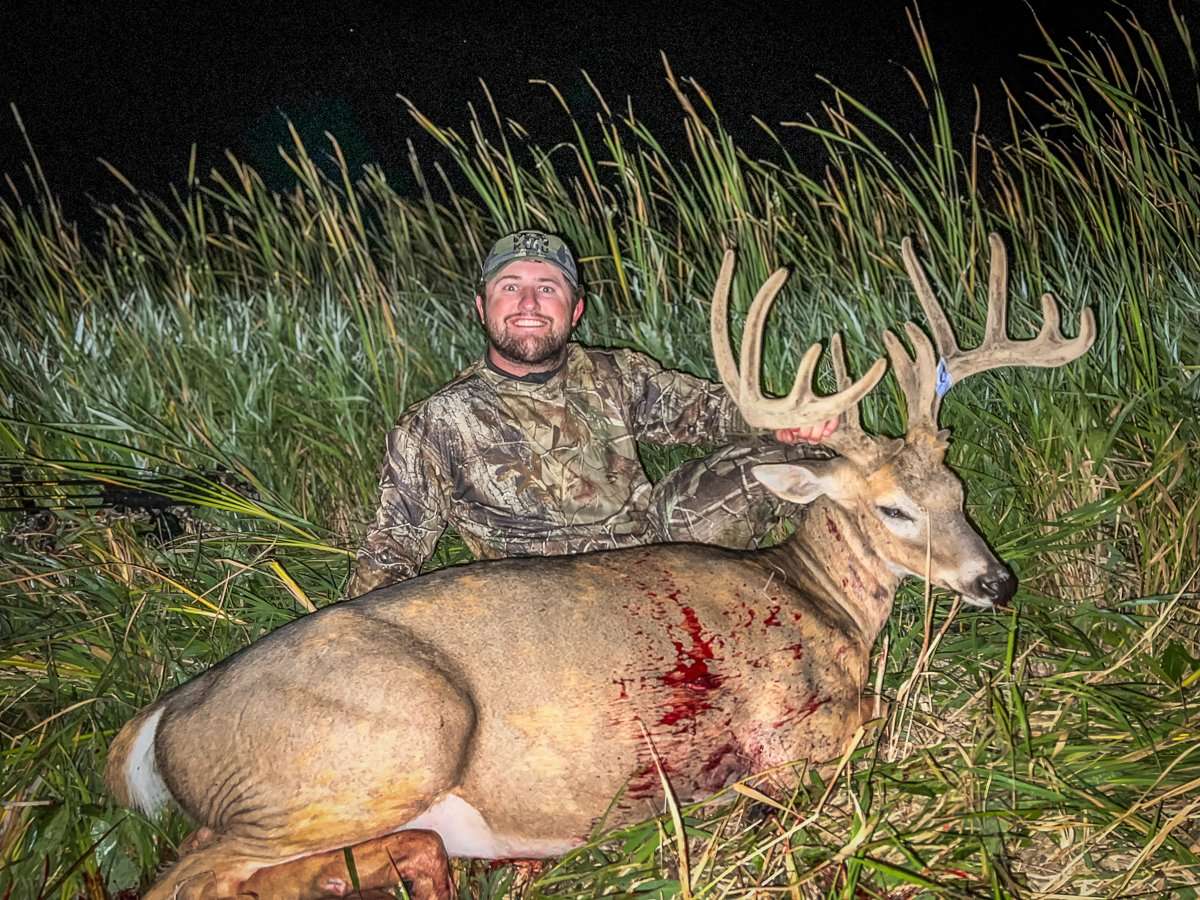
[0,1,1186,224]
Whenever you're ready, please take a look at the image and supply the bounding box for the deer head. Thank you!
[711,234,1095,608]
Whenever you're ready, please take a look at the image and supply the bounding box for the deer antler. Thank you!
[709,249,887,440]
[887,233,1096,433]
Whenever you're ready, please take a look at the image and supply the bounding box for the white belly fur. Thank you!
[398,794,579,859]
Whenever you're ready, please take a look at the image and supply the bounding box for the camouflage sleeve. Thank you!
[346,409,450,597]
[619,349,755,446]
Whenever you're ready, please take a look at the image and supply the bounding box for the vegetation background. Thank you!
[1,7,1198,898]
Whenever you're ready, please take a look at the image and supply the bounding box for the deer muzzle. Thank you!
[969,564,1017,608]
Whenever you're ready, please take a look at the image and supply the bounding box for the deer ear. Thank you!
[751,460,855,505]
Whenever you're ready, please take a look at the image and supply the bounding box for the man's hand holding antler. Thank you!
[775,418,838,444]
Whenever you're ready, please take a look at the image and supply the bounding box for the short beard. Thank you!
[486,318,571,368]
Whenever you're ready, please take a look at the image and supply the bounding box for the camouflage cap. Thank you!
[480,230,579,288]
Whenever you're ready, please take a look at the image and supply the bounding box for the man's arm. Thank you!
[346,411,451,598]
[619,348,837,447]
[619,348,751,446]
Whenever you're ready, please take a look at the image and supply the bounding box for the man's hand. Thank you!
[775,418,838,445]
[345,557,403,600]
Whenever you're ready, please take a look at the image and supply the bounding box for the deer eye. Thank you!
[878,505,913,522]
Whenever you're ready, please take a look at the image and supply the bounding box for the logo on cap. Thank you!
[512,231,551,256]
[481,230,578,288]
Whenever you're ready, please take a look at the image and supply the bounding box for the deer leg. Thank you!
[142,617,475,898]
[240,829,454,900]
[140,837,277,900]
[142,829,453,900]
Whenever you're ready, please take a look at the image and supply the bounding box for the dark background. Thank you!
[0,1,1190,225]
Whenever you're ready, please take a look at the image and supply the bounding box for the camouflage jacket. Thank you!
[348,343,750,595]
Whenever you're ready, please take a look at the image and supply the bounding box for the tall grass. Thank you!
[2,6,1198,897]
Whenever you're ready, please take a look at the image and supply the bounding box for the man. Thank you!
[346,230,835,597]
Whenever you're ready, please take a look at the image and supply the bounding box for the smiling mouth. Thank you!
[508,317,551,328]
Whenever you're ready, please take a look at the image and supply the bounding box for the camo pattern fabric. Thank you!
[347,343,820,597]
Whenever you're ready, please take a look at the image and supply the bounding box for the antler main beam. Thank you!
[709,249,887,430]
[891,233,1097,431]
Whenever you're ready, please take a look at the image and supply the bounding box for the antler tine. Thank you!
[828,334,861,432]
[709,249,742,400]
[708,250,888,429]
[881,323,940,432]
[984,232,1009,346]
[738,266,792,405]
[901,236,960,361]
[823,333,892,464]
[785,343,824,407]
[897,233,1097,425]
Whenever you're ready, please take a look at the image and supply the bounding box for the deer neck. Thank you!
[767,497,900,648]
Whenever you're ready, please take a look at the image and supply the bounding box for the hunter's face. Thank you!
[476,259,584,374]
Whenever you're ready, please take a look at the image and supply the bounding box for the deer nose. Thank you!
[973,567,1016,605]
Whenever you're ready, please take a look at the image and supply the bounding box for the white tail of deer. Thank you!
[106,233,1094,899]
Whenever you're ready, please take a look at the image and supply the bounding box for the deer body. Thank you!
[107,234,1093,899]
[110,525,891,893]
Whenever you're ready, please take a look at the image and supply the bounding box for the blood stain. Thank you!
[825,514,842,541]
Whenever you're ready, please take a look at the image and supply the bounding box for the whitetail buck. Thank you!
[106,234,1094,899]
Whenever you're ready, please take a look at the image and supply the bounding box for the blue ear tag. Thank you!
[935,358,953,398]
